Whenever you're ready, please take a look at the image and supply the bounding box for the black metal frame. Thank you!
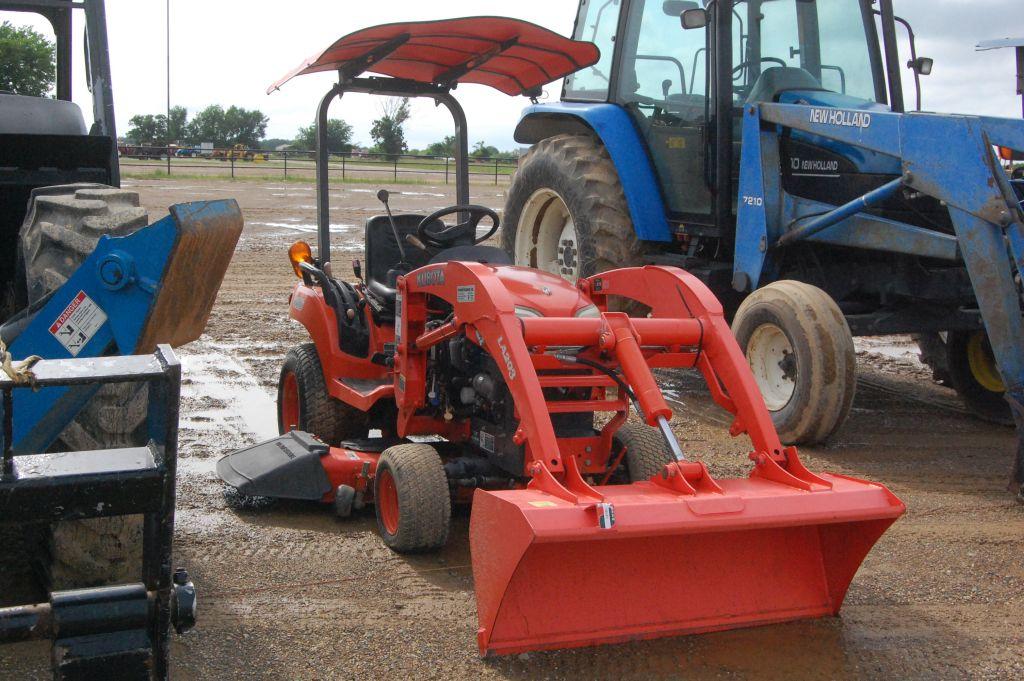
[315,74,470,270]
[0,346,194,680]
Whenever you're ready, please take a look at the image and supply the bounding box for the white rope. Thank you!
[0,338,42,386]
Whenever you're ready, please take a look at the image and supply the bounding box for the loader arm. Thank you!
[736,103,1024,488]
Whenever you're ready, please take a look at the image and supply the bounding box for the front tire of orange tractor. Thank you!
[277,343,368,442]
[374,444,451,553]
[613,423,676,482]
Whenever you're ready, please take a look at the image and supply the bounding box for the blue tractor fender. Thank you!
[514,102,673,243]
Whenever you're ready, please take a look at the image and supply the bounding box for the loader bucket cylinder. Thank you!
[471,477,903,656]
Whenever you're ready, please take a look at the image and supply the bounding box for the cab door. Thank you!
[614,0,712,221]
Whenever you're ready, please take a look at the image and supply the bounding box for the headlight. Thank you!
[514,306,544,318]
[574,304,600,318]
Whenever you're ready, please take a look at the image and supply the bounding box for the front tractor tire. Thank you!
[732,281,856,446]
[373,444,451,553]
[614,423,676,481]
[278,343,368,442]
[502,134,646,284]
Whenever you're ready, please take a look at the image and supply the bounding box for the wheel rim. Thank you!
[280,372,300,432]
[746,324,797,411]
[514,188,580,282]
[967,331,1004,393]
[376,468,400,535]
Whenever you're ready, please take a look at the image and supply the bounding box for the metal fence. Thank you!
[117,145,519,185]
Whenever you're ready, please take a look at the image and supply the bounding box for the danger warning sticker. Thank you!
[49,291,107,356]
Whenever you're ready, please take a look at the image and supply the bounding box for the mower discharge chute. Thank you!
[218,16,903,657]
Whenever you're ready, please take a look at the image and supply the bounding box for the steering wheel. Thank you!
[733,56,786,76]
[417,205,500,249]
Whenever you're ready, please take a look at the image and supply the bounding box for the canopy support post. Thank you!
[316,83,343,269]
[436,93,470,207]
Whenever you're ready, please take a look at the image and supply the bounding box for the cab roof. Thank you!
[268,16,599,97]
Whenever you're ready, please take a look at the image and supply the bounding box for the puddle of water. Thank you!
[177,455,220,477]
[250,221,355,233]
[855,336,924,367]
[398,191,446,198]
[179,347,278,443]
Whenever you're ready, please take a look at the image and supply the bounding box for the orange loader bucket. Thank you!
[471,471,903,656]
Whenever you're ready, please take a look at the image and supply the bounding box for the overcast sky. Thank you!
[2,0,1021,149]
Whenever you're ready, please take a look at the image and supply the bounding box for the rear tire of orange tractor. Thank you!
[614,423,676,481]
[374,444,451,554]
[732,281,856,446]
[277,343,368,442]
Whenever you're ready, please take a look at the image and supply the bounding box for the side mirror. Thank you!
[681,8,708,30]
[908,56,934,76]
[663,1,699,16]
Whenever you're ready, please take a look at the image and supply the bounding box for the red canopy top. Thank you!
[268,16,600,96]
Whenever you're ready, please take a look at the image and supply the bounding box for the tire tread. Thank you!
[375,444,451,553]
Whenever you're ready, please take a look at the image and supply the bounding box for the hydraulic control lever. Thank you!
[377,189,409,264]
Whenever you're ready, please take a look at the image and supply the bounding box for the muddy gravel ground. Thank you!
[3,178,1023,679]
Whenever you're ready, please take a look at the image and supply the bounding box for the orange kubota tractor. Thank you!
[218,17,905,656]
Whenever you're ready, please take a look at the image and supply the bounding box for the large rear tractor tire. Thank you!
[946,330,1012,425]
[19,184,151,588]
[278,343,369,442]
[20,184,149,305]
[732,281,856,445]
[373,444,451,553]
[613,423,675,482]
[502,134,646,285]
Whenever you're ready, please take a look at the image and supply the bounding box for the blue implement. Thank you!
[5,199,242,454]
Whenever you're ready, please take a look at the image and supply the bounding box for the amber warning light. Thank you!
[289,241,313,278]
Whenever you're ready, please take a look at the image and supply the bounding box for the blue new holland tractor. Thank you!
[502,0,1024,493]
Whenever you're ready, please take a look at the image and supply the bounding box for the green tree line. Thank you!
[127,105,268,148]
[128,98,518,158]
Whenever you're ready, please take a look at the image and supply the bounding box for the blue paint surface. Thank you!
[5,200,239,453]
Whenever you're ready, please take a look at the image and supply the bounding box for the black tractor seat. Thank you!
[364,214,435,315]
[364,215,511,315]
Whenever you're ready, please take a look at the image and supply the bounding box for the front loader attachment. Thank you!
[462,265,905,656]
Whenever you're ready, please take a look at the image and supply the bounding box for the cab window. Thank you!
[616,0,709,122]
[564,0,622,101]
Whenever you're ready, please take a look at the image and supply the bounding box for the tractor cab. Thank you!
[270,17,598,335]
[561,0,931,230]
